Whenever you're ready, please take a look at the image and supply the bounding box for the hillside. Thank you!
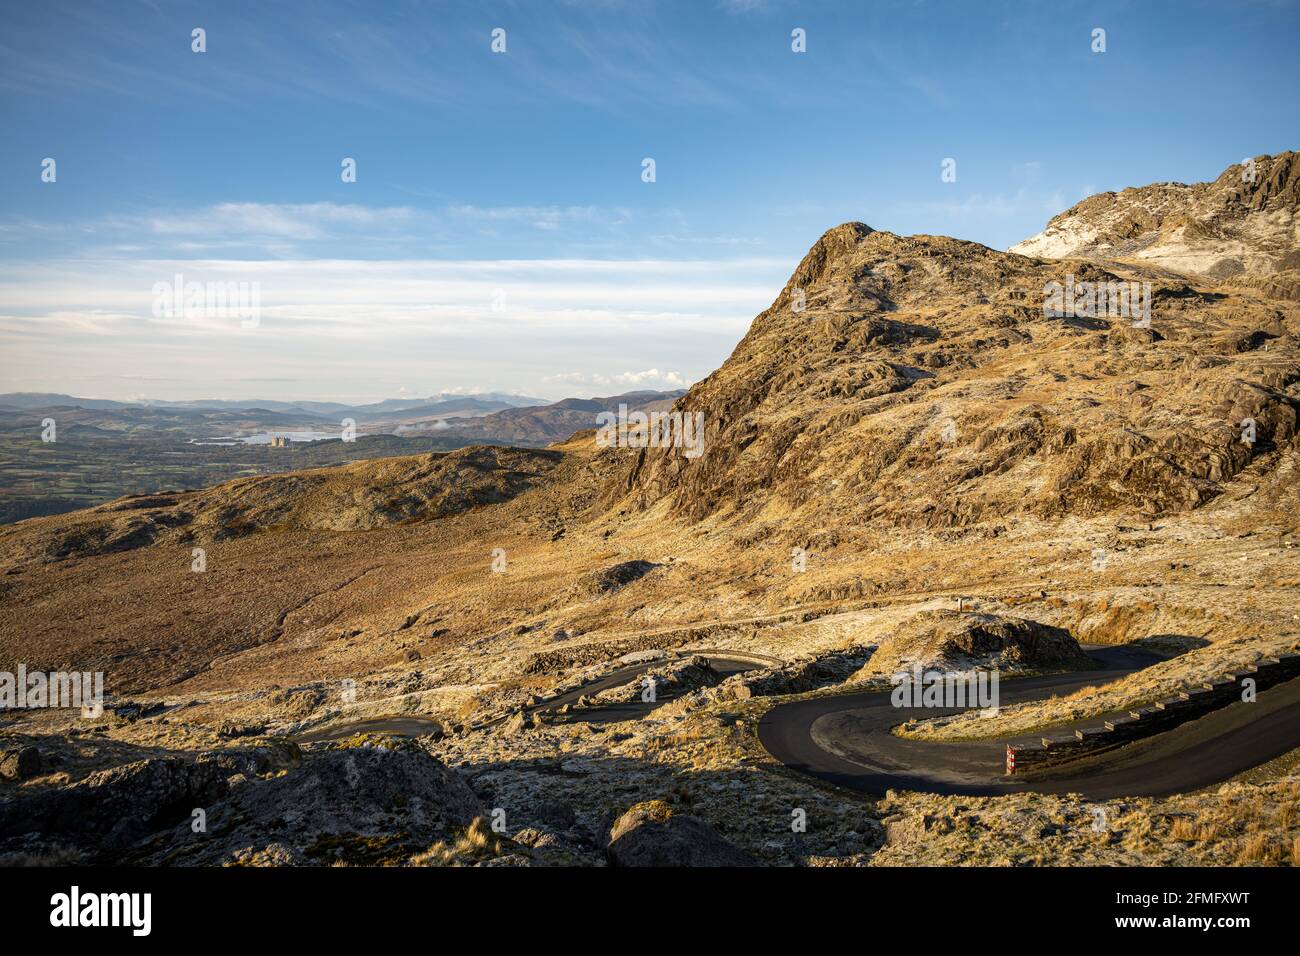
[616,221,1298,530]
[0,444,563,566]
[0,389,681,524]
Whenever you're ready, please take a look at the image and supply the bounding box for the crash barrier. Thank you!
[1006,648,1300,774]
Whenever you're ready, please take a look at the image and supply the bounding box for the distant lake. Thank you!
[188,430,360,446]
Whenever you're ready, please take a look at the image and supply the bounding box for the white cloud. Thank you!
[2,200,738,260]
[0,256,783,401]
[145,202,418,240]
[448,205,631,231]
[546,369,688,390]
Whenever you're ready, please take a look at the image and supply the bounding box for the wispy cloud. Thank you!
[448,204,631,232]
[146,202,416,238]
[0,200,750,260]
[545,368,688,390]
[0,256,784,401]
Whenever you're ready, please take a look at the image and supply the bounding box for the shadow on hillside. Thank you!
[0,725,873,866]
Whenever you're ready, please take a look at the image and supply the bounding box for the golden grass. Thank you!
[411,816,506,867]
[1170,817,1220,842]
[1234,832,1280,866]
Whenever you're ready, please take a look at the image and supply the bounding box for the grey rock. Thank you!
[535,800,577,830]
[0,741,299,851]
[607,804,756,867]
[0,746,43,781]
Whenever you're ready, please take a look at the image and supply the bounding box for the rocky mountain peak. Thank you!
[613,203,1298,530]
[1012,152,1299,300]
[1213,151,1299,213]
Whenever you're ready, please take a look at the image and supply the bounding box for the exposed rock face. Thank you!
[0,737,483,866]
[606,800,755,867]
[1013,152,1300,301]
[612,216,1298,529]
[159,745,485,866]
[0,743,298,850]
[854,611,1092,679]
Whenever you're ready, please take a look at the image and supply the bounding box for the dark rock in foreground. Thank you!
[606,800,755,867]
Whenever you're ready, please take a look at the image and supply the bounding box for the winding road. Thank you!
[298,642,1300,798]
[758,645,1300,799]
[534,651,776,725]
[296,650,775,741]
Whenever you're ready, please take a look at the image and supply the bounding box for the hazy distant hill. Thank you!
[436,390,686,444]
[0,388,683,523]
[0,391,547,420]
[0,392,133,411]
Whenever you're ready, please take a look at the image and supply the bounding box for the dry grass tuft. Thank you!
[411,816,506,867]
[1234,832,1281,866]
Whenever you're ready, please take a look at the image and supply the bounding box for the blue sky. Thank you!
[1,0,1297,402]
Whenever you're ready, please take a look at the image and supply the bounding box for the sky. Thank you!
[1,0,1297,403]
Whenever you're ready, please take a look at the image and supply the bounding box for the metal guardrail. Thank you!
[1006,647,1300,774]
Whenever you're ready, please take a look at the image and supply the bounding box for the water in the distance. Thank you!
[188,430,357,446]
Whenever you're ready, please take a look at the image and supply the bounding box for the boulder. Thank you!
[502,710,532,734]
[855,611,1091,679]
[0,746,43,781]
[534,800,577,830]
[606,800,755,867]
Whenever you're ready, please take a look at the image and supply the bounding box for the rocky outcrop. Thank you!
[609,216,1299,531]
[153,744,485,866]
[0,746,43,781]
[605,800,755,867]
[0,736,484,866]
[1013,152,1300,301]
[855,611,1091,679]
[0,741,299,851]
[579,560,659,595]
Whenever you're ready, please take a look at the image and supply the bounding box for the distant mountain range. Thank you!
[0,389,685,438]
[0,387,686,523]
[391,390,685,444]
[0,391,548,420]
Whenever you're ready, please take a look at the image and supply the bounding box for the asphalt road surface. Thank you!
[295,716,444,742]
[759,645,1300,799]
